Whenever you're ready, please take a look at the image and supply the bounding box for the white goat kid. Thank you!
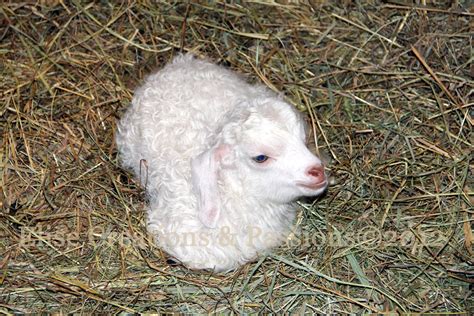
[116,54,327,271]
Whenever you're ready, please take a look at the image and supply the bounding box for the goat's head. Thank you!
[191,99,327,228]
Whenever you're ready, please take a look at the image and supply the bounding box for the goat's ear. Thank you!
[191,144,229,228]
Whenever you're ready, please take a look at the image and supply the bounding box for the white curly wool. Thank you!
[116,54,327,271]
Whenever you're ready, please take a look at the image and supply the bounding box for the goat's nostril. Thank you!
[308,168,321,177]
[307,165,326,183]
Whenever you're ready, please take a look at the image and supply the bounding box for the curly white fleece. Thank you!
[116,54,327,271]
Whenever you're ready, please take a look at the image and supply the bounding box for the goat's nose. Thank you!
[306,165,326,184]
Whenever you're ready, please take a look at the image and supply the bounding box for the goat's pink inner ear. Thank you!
[213,144,232,166]
[213,144,230,161]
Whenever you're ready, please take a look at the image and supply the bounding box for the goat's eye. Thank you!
[252,155,269,163]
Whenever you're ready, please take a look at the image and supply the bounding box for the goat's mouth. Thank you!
[297,180,328,191]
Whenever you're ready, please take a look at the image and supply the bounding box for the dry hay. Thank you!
[1,1,473,314]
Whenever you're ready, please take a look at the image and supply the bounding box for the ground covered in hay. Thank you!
[1,1,473,314]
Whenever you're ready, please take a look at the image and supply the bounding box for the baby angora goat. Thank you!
[116,54,327,271]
